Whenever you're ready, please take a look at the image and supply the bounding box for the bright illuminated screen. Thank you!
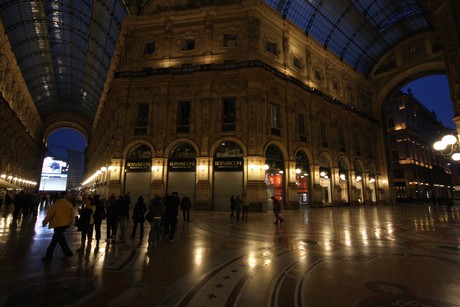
[39,157,69,191]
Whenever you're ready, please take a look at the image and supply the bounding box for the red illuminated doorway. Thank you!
[295,150,310,205]
[265,145,285,205]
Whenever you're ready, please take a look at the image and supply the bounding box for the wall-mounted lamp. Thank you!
[0,174,6,179]
[198,165,205,171]
[339,173,346,180]
[263,164,269,170]
[152,165,159,172]
[295,168,301,174]
[369,178,376,183]
[101,166,107,172]
[249,164,255,171]
[108,165,115,171]
[356,175,362,182]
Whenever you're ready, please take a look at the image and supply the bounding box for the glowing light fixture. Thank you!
[433,132,460,161]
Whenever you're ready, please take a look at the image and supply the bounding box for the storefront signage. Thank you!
[126,159,151,172]
[168,158,196,172]
[214,158,244,171]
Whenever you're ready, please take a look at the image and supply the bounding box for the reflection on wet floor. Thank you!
[0,202,458,306]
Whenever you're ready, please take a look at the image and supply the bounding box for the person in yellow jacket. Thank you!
[41,192,75,263]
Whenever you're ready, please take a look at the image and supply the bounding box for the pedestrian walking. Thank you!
[131,196,147,239]
[41,192,74,263]
[163,192,180,241]
[271,196,284,225]
[181,194,191,223]
[147,193,164,245]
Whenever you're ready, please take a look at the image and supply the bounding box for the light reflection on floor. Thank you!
[0,202,458,306]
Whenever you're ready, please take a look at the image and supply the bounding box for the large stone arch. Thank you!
[42,112,91,144]
[370,33,447,117]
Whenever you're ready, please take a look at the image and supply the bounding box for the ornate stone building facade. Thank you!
[1,1,460,210]
[0,22,42,190]
[384,91,453,202]
[85,1,388,209]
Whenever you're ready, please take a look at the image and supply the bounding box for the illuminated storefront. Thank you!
[265,145,285,205]
[338,159,350,205]
[319,156,332,206]
[167,143,196,201]
[213,141,244,211]
[295,151,310,205]
[124,144,152,202]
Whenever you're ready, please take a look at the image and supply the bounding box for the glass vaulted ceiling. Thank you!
[0,0,430,124]
[0,0,127,123]
[265,0,431,74]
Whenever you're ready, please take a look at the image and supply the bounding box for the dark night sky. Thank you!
[46,128,86,159]
[45,74,454,155]
[402,74,455,129]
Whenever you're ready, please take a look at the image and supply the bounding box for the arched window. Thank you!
[169,143,196,158]
[338,159,348,180]
[214,141,243,157]
[265,145,284,170]
[127,144,151,159]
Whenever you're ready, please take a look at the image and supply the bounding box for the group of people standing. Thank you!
[229,193,250,220]
[41,190,194,263]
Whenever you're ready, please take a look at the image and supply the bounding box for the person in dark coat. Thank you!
[229,195,236,219]
[92,195,106,244]
[116,194,130,241]
[147,194,164,244]
[180,195,191,223]
[163,192,180,241]
[105,194,118,242]
[131,195,146,239]
[13,191,26,219]
[271,196,284,225]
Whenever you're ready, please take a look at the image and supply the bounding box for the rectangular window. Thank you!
[222,97,236,131]
[392,150,399,161]
[393,169,404,178]
[320,121,328,148]
[346,85,353,99]
[134,104,149,135]
[223,33,238,47]
[315,69,322,81]
[332,79,339,91]
[137,104,149,127]
[271,104,281,135]
[266,41,277,56]
[182,39,196,51]
[388,119,395,128]
[390,135,396,143]
[297,113,306,136]
[143,41,156,55]
[354,137,361,156]
[176,101,191,133]
[293,56,302,69]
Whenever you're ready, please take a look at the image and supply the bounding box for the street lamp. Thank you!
[433,133,460,161]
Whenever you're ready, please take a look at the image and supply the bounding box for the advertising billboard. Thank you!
[39,157,69,191]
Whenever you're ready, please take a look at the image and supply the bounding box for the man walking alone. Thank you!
[41,192,75,263]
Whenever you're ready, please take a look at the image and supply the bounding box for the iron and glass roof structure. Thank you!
[0,0,431,126]
[0,0,128,123]
[265,0,431,74]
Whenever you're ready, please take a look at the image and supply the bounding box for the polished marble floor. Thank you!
[0,201,459,307]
